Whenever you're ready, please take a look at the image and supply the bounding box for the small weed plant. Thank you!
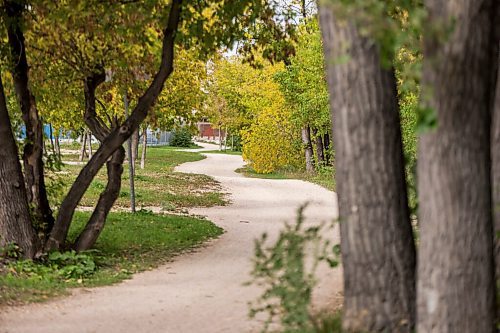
[248,205,340,333]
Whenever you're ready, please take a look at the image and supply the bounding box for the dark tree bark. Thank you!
[417,0,498,331]
[74,147,124,251]
[45,0,183,251]
[319,5,416,332]
[323,132,331,165]
[71,70,122,251]
[490,0,500,292]
[5,0,54,235]
[301,125,314,172]
[0,75,38,259]
[493,47,500,327]
[312,128,325,166]
[140,126,147,169]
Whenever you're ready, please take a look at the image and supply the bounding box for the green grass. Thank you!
[0,211,223,306]
[0,145,227,306]
[54,145,227,210]
[203,149,243,155]
[236,165,336,191]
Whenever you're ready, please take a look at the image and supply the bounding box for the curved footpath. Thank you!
[0,142,342,333]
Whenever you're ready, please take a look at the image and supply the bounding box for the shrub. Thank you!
[170,128,193,147]
[7,250,97,282]
[242,106,302,174]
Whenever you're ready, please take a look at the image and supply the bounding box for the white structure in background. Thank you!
[145,128,173,146]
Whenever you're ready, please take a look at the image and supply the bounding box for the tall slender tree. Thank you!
[319,3,416,331]
[4,0,54,234]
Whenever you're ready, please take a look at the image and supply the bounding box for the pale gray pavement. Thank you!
[0,142,342,333]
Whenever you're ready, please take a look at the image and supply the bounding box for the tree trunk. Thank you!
[319,5,416,332]
[131,129,139,170]
[79,133,87,161]
[0,75,39,259]
[492,48,500,326]
[73,147,125,251]
[301,125,314,172]
[124,93,136,213]
[72,71,120,250]
[45,0,183,252]
[323,132,331,165]
[49,124,55,154]
[490,0,500,301]
[141,127,147,169]
[54,132,61,157]
[219,126,223,150]
[417,0,497,331]
[87,131,93,159]
[5,0,54,235]
[312,128,325,166]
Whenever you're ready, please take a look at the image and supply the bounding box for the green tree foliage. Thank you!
[0,0,303,254]
[275,19,331,164]
[206,56,303,173]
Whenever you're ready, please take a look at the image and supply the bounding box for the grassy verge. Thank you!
[1,144,226,306]
[236,165,335,191]
[0,211,223,306]
[203,149,243,156]
[54,145,227,211]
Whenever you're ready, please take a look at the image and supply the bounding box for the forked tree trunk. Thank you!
[319,5,416,331]
[141,127,147,169]
[45,0,183,251]
[74,147,125,251]
[301,125,314,172]
[417,0,497,331]
[71,70,120,251]
[5,0,54,235]
[0,76,38,259]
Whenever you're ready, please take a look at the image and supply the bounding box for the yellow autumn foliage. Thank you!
[242,104,302,174]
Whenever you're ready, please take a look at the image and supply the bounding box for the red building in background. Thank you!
[197,119,225,141]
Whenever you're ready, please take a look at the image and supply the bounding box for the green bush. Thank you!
[7,250,97,282]
[170,128,193,147]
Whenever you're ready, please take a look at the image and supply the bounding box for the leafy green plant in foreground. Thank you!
[248,205,340,333]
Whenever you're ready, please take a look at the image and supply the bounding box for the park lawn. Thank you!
[0,211,223,306]
[53,145,227,211]
[236,165,336,191]
[203,149,243,156]
[0,145,226,306]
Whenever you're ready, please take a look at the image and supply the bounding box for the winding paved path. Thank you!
[0,143,342,333]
